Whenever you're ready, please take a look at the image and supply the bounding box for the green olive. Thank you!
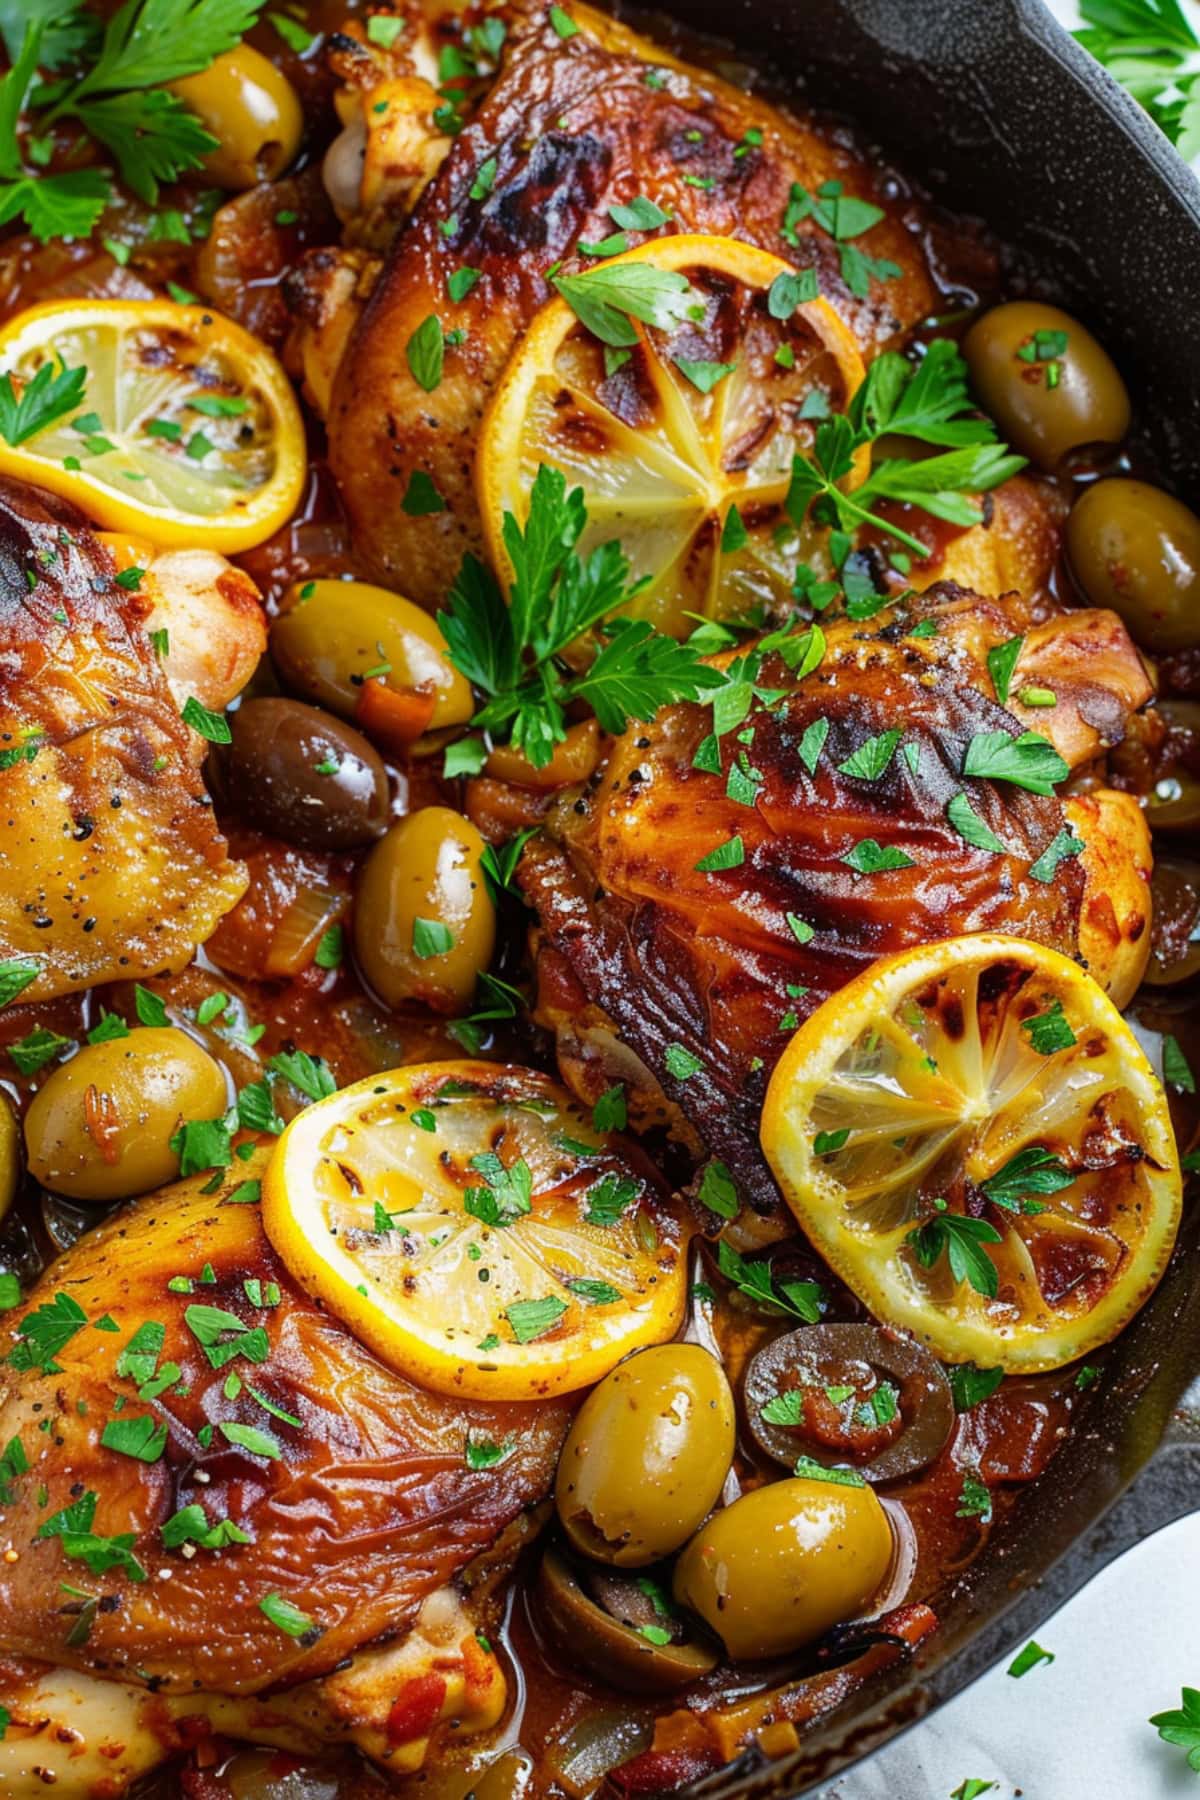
[963,301,1130,470]
[171,47,303,190]
[0,1092,19,1222]
[353,806,496,1013]
[24,1029,228,1202]
[673,1476,893,1661]
[555,1344,736,1568]
[271,580,473,736]
[1067,478,1200,653]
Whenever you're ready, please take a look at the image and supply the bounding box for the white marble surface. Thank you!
[819,6,1200,1793]
[814,1512,1200,1799]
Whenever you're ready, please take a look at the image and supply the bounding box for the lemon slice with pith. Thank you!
[477,233,867,638]
[761,934,1181,1372]
[263,1061,688,1399]
[0,299,305,551]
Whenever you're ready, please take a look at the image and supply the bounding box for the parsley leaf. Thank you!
[1150,1686,1200,1774]
[981,1145,1073,1210]
[947,1363,1003,1410]
[1007,1639,1055,1678]
[717,1239,824,1322]
[962,729,1069,796]
[906,1210,1002,1297]
[1020,1000,1077,1056]
[504,1294,568,1343]
[553,260,703,348]
[0,354,87,446]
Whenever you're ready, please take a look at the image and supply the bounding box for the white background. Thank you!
[814,3,1200,1795]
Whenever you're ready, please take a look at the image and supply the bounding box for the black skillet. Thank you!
[610,0,1200,1791]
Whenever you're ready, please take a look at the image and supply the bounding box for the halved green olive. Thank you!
[743,1323,954,1483]
[1145,856,1200,987]
[556,1344,735,1567]
[963,301,1130,469]
[673,1475,893,1661]
[536,1545,718,1694]
[1066,478,1200,653]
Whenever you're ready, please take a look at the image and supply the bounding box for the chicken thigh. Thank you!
[521,584,1153,1215]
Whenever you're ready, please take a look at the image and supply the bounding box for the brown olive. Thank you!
[535,1546,718,1694]
[24,1029,228,1202]
[217,697,389,850]
[743,1323,955,1484]
[353,806,496,1013]
[963,301,1130,470]
[1145,856,1200,987]
[270,580,473,741]
[556,1345,736,1567]
[673,1475,893,1661]
[1067,478,1200,653]
[171,46,303,190]
[1145,700,1200,831]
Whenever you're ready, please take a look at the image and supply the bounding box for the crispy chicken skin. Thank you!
[0,479,248,1003]
[329,1,938,604]
[522,584,1153,1213]
[0,1151,569,1698]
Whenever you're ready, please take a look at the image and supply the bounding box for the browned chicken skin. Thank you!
[0,1152,569,1698]
[0,479,248,1002]
[523,584,1153,1215]
[328,1,939,603]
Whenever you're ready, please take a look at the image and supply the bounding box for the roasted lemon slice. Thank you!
[761,934,1180,1372]
[263,1061,688,1399]
[478,234,867,637]
[0,300,305,551]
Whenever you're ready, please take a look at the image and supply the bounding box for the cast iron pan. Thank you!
[613,1,1200,1792]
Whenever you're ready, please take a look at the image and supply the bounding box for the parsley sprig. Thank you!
[1075,0,1200,161]
[1,0,263,241]
[785,339,1026,557]
[438,464,723,767]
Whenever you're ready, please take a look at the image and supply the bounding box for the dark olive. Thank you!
[963,301,1130,470]
[1146,701,1200,832]
[1066,478,1200,653]
[218,698,389,849]
[1145,856,1200,987]
[743,1323,954,1483]
[535,1545,718,1694]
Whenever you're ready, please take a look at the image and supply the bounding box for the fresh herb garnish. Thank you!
[1075,1,1200,160]
[906,1207,1002,1298]
[438,464,721,769]
[717,1238,824,1322]
[1150,1686,1200,1774]
[1008,1639,1055,1678]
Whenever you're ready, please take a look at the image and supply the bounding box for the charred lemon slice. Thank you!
[0,299,305,551]
[478,234,867,637]
[263,1061,688,1399]
[761,934,1180,1372]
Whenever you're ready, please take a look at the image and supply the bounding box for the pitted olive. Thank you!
[24,1029,228,1202]
[218,697,389,849]
[535,1545,718,1694]
[270,579,472,739]
[171,46,303,190]
[743,1323,954,1483]
[963,301,1130,469]
[672,1475,893,1660]
[555,1344,735,1568]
